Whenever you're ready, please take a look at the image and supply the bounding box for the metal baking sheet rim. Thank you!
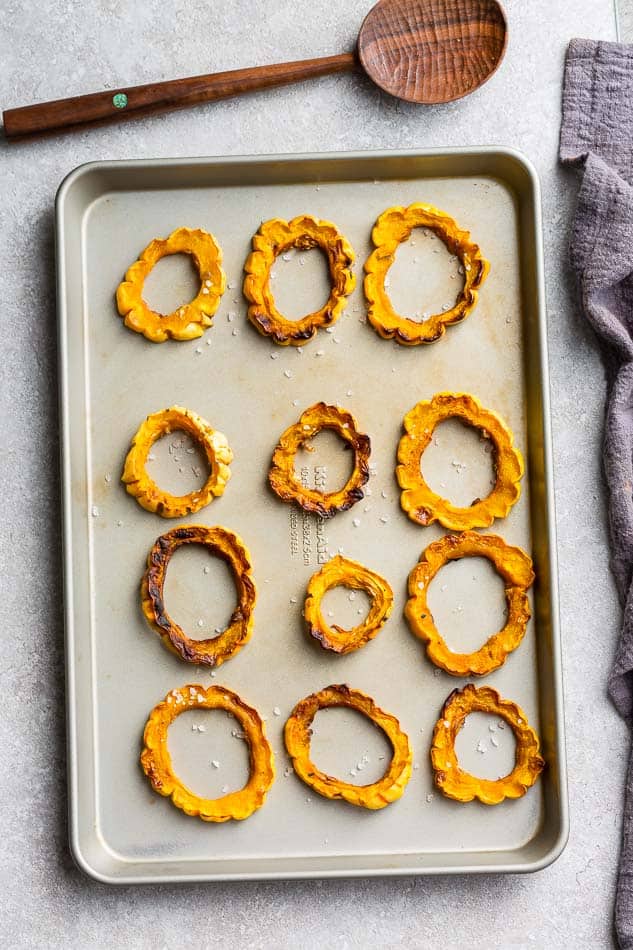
[56,146,569,884]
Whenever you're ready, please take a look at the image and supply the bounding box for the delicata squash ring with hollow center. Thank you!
[284,685,412,809]
[141,525,256,666]
[243,215,355,345]
[116,226,226,342]
[304,555,394,655]
[405,531,535,676]
[122,406,232,518]
[431,684,545,805]
[397,392,524,530]
[140,684,274,821]
[269,403,371,518]
[364,203,489,345]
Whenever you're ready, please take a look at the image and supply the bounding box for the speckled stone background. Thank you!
[0,1,625,947]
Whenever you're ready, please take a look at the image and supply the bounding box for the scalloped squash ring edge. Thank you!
[405,530,535,676]
[141,524,256,667]
[284,684,412,809]
[122,406,232,519]
[140,684,274,821]
[430,683,545,805]
[364,203,489,345]
[397,392,524,530]
[243,215,355,346]
[116,226,226,342]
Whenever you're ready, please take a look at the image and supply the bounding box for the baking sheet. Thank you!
[56,148,567,882]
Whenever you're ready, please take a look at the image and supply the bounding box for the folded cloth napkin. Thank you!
[561,38,633,949]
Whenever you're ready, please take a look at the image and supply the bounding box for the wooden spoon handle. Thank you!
[2,53,356,140]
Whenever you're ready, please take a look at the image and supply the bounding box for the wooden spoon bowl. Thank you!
[358,0,508,104]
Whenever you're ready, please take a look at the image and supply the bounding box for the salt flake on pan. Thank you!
[211,760,220,769]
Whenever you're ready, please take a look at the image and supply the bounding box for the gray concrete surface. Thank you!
[0,1,624,947]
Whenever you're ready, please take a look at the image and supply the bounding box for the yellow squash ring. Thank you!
[140,684,274,821]
[269,403,371,518]
[304,555,394,654]
[116,227,226,342]
[284,685,412,809]
[397,392,524,530]
[431,684,545,804]
[405,531,534,676]
[122,406,232,519]
[364,203,489,345]
[243,215,355,346]
[141,525,256,667]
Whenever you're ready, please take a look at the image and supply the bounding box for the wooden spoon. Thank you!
[2,0,507,140]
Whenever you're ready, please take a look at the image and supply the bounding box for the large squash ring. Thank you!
[141,525,256,667]
[284,685,412,809]
[122,406,232,518]
[397,392,524,530]
[431,684,545,804]
[243,215,355,346]
[116,227,225,342]
[269,403,371,518]
[304,555,394,654]
[405,531,534,676]
[364,203,489,345]
[140,684,274,821]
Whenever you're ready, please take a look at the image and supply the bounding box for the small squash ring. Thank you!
[116,227,225,342]
[122,406,232,519]
[269,403,371,518]
[431,684,545,804]
[141,525,256,667]
[140,684,274,821]
[397,392,524,530]
[304,555,394,654]
[364,203,489,345]
[405,531,534,676]
[243,215,355,346]
[284,685,412,809]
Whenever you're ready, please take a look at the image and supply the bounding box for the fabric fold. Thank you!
[561,37,633,949]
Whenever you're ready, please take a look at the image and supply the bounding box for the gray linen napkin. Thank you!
[561,37,633,949]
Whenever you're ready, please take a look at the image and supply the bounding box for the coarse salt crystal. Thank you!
[273,706,281,716]
[211,760,220,769]
[352,518,361,527]
[284,369,292,379]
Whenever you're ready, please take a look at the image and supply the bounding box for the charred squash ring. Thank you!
[397,393,524,530]
[122,406,232,518]
[431,684,545,804]
[304,555,394,654]
[405,531,534,676]
[364,203,488,345]
[141,525,256,666]
[116,227,225,342]
[284,685,412,809]
[140,684,274,821]
[243,215,355,345]
[269,403,371,518]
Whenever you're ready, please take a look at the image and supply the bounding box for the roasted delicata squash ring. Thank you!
[269,403,371,518]
[431,684,545,804]
[116,227,225,342]
[364,203,489,345]
[304,555,394,654]
[141,525,256,666]
[397,393,524,530]
[122,406,232,518]
[284,685,412,809]
[243,215,355,345]
[405,531,534,676]
[140,684,274,821]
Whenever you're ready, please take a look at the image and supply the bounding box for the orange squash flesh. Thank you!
[243,215,355,346]
[397,392,524,530]
[116,227,225,342]
[140,684,274,821]
[284,684,412,809]
[364,203,489,345]
[430,684,544,804]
